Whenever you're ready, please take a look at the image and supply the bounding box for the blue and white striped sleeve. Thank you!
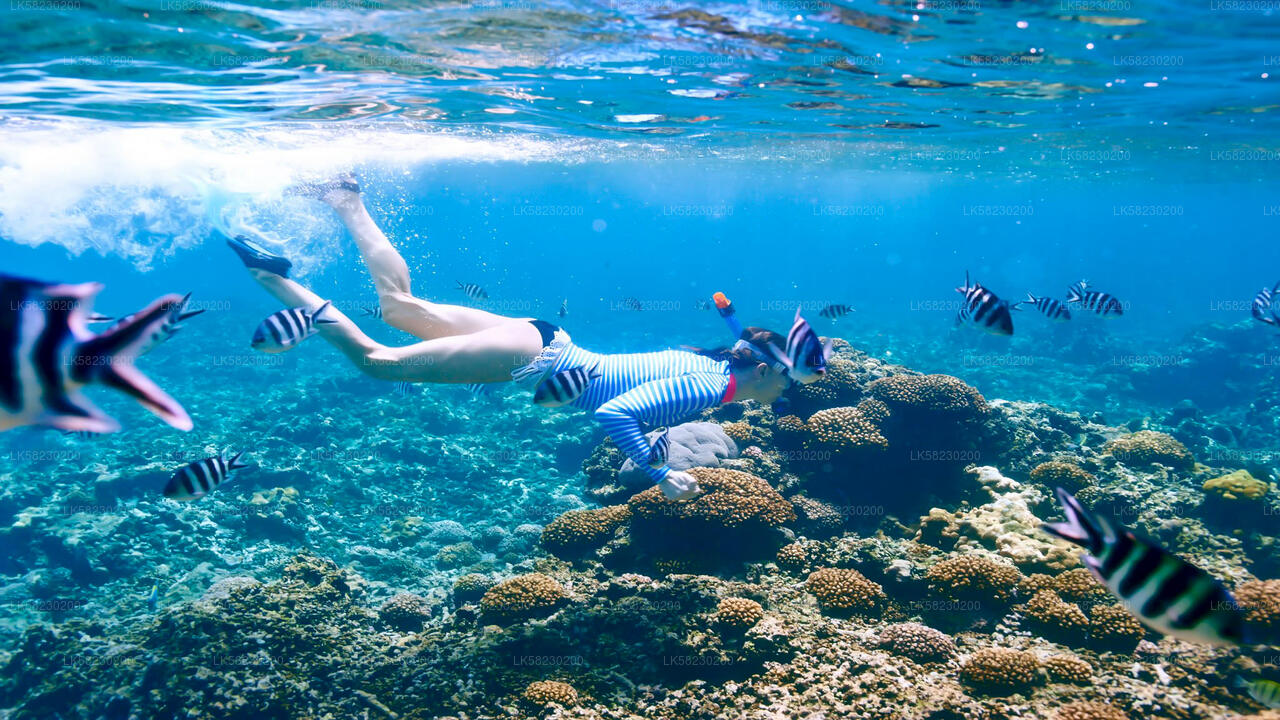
[592,372,730,483]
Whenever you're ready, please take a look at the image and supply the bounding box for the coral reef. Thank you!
[378,591,433,631]
[1102,430,1194,469]
[805,567,885,615]
[479,573,568,625]
[1042,654,1093,685]
[1030,460,1097,492]
[716,597,765,629]
[925,555,1023,604]
[1,320,1275,720]
[959,648,1041,695]
[1203,469,1270,502]
[540,505,630,558]
[521,680,579,707]
[877,622,956,664]
[614,422,738,497]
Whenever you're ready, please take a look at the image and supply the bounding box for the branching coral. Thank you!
[806,567,885,615]
[522,680,579,707]
[540,505,631,558]
[451,574,494,606]
[804,405,889,453]
[378,592,432,632]
[1102,430,1193,469]
[1043,654,1093,685]
[628,467,795,530]
[789,495,844,537]
[716,597,765,630]
[877,623,956,664]
[1235,579,1280,638]
[1029,461,1096,492]
[867,373,988,421]
[1020,590,1089,642]
[926,555,1023,604]
[1088,603,1146,651]
[479,573,568,625]
[959,648,1041,695]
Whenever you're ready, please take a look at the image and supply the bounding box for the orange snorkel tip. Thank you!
[713,292,731,311]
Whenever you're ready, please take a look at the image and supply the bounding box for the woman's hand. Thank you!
[658,470,701,500]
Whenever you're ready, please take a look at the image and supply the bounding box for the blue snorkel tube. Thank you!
[711,292,793,414]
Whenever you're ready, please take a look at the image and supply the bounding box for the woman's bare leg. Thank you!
[247,269,542,383]
[319,187,519,340]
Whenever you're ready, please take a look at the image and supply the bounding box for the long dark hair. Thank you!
[691,326,785,370]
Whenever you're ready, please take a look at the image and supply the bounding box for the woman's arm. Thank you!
[592,371,730,482]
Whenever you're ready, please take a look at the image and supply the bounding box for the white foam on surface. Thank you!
[0,119,592,271]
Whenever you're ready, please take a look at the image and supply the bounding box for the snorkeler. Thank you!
[226,177,813,500]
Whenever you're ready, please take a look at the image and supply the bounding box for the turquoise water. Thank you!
[2,1,1280,719]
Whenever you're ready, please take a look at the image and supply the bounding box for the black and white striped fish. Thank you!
[251,301,337,354]
[621,297,643,311]
[1043,487,1251,647]
[766,307,832,385]
[533,366,601,407]
[163,450,250,502]
[1067,280,1124,317]
[1024,293,1071,322]
[458,282,488,301]
[1251,282,1280,326]
[119,292,206,356]
[361,304,383,319]
[819,304,854,320]
[558,299,568,318]
[955,272,1015,336]
[694,299,713,311]
[0,274,193,434]
[61,430,101,440]
[648,429,670,468]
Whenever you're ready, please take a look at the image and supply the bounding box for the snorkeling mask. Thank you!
[712,291,795,415]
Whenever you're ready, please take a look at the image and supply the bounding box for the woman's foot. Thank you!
[227,235,293,277]
[286,173,361,207]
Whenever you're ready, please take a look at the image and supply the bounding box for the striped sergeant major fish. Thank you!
[251,301,337,354]
[0,274,193,434]
[113,292,206,356]
[394,381,490,397]
[1236,676,1280,709]
[1251,282,1280,326]
[955,271,1015,336]
[558,299,568,318]
[1024,293,1071,322]
[163,449,250,501]
[1067,280,1124,317]
[457,282,488,301]
[1043,487,1250,647]
[361,304,383,319]
[648,429,670,468]
[766,307,832,385]
[533,365,601,407]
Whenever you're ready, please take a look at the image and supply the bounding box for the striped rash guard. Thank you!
[545,343,737,483]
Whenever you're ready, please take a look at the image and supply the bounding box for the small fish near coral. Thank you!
[766,307,832,384]
[1043,487,1252,647]
[163,450,251,501]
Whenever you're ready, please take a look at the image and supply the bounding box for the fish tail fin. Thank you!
[227,450,252,470]
[73,294,193,431]
[764,340,795,370]
[312,300,339,325]
[1026,292,1038,303]
[1042,487,1104,553]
